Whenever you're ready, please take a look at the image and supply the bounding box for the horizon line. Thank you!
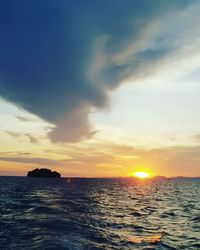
[0,175,200,179]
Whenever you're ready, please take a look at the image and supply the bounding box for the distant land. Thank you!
[104,176,200,181]
[27,168,61,178]
[170,176,200,180]
[132,176,200,181]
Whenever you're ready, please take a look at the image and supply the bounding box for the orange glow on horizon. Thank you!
[132,171,151,179]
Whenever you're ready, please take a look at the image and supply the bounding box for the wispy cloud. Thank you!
[0,151,31,156]
[6,131,21,138]
[6,131,39,144]
[24,134,39,144]
[16,116,33,122]
[0,157,65,167]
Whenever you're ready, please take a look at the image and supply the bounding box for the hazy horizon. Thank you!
[1,172,200,179]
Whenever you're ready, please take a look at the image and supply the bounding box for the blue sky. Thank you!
[0,0,200,176]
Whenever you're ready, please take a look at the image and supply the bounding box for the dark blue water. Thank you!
[0,177,200,249]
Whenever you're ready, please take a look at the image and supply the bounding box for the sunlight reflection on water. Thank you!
[0,177,200,249]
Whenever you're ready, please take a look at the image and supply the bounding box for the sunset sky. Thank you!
[0,0,200,177]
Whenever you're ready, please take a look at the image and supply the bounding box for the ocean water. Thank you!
[0,177,200,250]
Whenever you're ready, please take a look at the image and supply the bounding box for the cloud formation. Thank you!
[0,0,197,142]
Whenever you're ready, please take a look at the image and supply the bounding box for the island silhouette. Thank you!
[27,168,61,178]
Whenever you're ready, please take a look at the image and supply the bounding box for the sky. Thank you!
[0,0,200,177]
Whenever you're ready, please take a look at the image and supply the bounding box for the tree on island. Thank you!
[27,168,61,178]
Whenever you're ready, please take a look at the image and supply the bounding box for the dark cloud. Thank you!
[0,0,194,142]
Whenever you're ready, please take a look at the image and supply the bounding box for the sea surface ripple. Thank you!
[0,177,200,249]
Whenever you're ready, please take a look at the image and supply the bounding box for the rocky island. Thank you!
[27,168,61,178]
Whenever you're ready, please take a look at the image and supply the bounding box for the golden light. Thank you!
[133,171,150,179]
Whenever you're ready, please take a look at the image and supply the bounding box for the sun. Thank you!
[133,171,150,179]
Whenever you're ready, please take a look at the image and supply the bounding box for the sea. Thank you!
[0,177,200,250]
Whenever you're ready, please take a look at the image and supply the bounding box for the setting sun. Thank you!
[133,171,150,179]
